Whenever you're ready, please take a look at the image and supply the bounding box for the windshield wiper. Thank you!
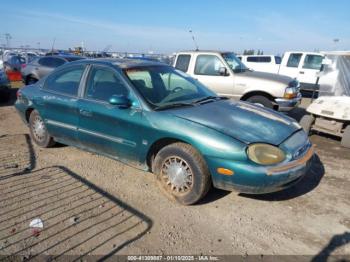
[192,96,227,104]
[154,102,194,111]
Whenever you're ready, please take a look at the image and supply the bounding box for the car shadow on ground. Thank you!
[0,134,152,261]
[239,154,325,201]
[311,231,350,262]
[287,106,307,122]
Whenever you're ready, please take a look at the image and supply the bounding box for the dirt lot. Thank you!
[0,86,349,260]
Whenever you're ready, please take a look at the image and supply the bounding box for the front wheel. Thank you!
[29,110,55,148]
[300,115,315,135]
[26,77,38,85]
[153,142,211,205]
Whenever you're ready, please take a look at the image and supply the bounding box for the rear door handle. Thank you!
[299,71,304,74]
[79,109,92,117]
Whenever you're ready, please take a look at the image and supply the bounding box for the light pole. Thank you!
[5,33,11,48]
[333,38,340,50]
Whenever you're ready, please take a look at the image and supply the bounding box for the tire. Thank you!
[246,95,273,109]
[300,115,315,134]
[0,90,10,103]
[29,110,55,148]
[153,142,211,205]
[341,125,350,148]
[26,76,38,85]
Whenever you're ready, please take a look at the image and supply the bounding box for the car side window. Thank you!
[45,65,85,96]
[51,58,66,67]
[194,55,225,76]
[247,56,258,62]
[302,55,323,70]
[85,66,129,102]
[286,53,302,68]
[275,56,282,64]
[175,55,191,72]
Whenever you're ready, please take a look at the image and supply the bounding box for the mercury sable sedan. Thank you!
[15,59,314,205]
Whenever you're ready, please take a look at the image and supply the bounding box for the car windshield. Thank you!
[221,52,248,72]
[124,65,218,109]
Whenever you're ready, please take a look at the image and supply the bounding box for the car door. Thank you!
[193,54,234,97]
[298,54,323,86]
[39,64,86,145]
[77,65,142,162]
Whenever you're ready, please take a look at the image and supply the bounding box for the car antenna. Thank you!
[51,37,56,53]
[189,30,199,51]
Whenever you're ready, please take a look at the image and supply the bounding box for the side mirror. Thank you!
[219,67,229,76]
[321,58,332,66]
[108,95,131,108]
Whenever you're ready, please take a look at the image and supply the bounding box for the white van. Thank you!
[237,55,281,74]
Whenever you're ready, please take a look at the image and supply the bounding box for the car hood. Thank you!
[236,69,293,85]
[169,100,300,145]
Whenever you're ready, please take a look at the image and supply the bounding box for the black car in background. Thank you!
[21,55,85,85]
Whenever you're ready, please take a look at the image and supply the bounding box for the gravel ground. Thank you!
[0,87,349,260]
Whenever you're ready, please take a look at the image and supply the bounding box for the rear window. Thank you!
[247,56,271,63]
[38,57,64,67]
[175,55,191,72]
[65,56,85,62]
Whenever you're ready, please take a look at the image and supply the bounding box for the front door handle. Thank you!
[79,109,93,117]
[299,71,305,74]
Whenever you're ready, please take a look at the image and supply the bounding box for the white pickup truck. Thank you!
[238,52,324,92]
[173,50,301,111]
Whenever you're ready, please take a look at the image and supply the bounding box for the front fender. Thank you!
[139,111,248,165]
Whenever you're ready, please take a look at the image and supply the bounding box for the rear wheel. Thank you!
[246,95,273,109]
[341,125,350,148]
[29,110,55,148]
[300,115,315,134]
[153,142,211,205]
[26,76,38,85]
[0,90,10,103]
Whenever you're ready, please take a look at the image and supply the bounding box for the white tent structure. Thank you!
[318,51,350,96]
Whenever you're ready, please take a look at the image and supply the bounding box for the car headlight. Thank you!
[247,143,286,165]
[284,87,298,99]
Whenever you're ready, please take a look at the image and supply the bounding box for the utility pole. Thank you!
[189,30,199,51]
[5,33,11,48]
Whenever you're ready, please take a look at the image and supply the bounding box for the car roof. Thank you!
[43,55,84,60]
[176,50,232,55]
[69,58,165,69]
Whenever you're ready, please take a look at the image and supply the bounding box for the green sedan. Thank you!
[15,59,314,205]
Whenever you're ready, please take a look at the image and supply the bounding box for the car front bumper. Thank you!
[208,145,314,194]
[275,93,302,111]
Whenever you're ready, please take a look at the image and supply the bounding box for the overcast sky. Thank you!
[1,0,349,54]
